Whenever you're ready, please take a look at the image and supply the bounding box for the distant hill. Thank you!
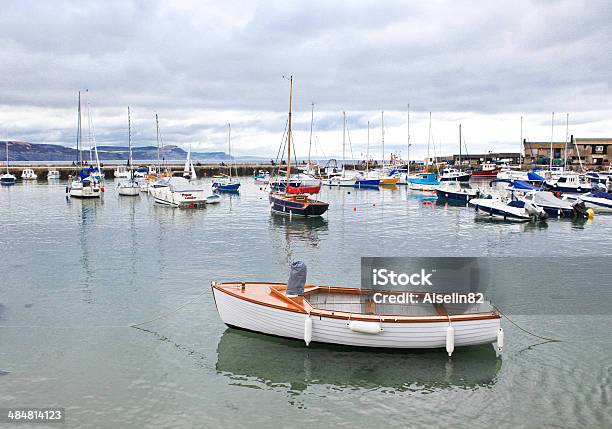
[0,141,231,161]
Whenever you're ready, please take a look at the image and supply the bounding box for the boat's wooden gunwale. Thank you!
[212,282,500,324]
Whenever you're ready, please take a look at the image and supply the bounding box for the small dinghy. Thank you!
[212,262,502,355]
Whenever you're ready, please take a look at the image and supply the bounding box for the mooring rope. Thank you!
[493,304,560,343]
[129,288,209,328]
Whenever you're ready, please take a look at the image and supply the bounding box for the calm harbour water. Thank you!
[0,179,611,428]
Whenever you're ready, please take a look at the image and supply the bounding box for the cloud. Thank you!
[0,0,610,158]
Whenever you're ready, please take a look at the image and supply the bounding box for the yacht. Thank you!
[149,176,208,208]
[47,170,61,180]
[21,169,38,180]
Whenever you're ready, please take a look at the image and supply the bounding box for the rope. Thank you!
[129,288,208,328]
[493,304,560,343]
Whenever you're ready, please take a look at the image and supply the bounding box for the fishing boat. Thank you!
[471,162,500,178]
[439,167,470,182]
[21,169,37,180]
[213,123,241,192]
[149,176,207,208]
[254,170,270,183]
[407,173,439,191]
[182,146,197,181]
[114,166,130,179]
[269,76,329,217]
[1,142,16,185]
[435,181,480,203]
[47,170,61,180]
[117,107,140,196]
[68,91,102,199]
[544,174,591,194]
[212,262,502,355]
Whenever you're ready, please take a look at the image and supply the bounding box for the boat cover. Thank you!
[531,191,573,208]
[528,171,546,181]
[512,180,537,190]
[589,191,612,201]
[287,261,307,296]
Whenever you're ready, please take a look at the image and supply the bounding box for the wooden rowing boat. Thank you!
[212,281,502,355]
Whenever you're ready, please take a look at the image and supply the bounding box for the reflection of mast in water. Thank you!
[77,199,100,304]
[118,196,139,281]
[269,215,329,264]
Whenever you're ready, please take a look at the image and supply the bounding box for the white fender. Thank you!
[497,328,504,352]
[446,325,455,357]
[348,320,382,334]
[304,316,312,346]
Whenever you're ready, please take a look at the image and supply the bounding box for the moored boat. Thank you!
[439,167,470,182]
[117,106,140,197]
[1,142,16,185]
[149,176,207,208]
[471,162,500,178]
[212,263,502,355]
[47,170,61,180]
[21,168,37,180]
[212,123,241,192]
[408,172,439,191]
[435,181,480,203]
[544,174,591,194]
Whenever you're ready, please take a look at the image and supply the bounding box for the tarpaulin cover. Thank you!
[287,261,307,296]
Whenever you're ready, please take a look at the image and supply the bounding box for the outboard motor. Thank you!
[524,201,548,220]
[286,261,307,297]
[572,199,589,218]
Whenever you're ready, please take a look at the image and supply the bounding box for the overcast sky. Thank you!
[0,0,610,159]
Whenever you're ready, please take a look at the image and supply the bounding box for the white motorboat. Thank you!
[439,167,470,182]
[496,166,528,181]
[47,170,61,180]
[149,176,208,208]
[469,192,548,221]
[545,174,591,194]
[21,169,37,180]
[254,170,270,183]
[117,107,140,197]
[212,263,502,356]
[520,190,591,218]
[564,186,612,213]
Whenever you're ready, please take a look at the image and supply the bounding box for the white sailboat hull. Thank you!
[69,181,102,198]
[149,186,207,208]
[117,182,140,196]
[213,287,500,349]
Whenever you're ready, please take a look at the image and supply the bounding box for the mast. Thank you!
[228,122,232,179]
[286,76,293,187]
[342,111,346,177]
[155,113,161,174]
[459,124,462,169]
[407,104,410,174]
[5,141,9,173]
[128,106,133,180]
[308,102,314,168]
[550,112,554,170]
[520,115,523,168]
[381,111,385,168]
[77,91,82,167]
[427,112,431,170]
[564,113,569,169]
[366,121,370,173]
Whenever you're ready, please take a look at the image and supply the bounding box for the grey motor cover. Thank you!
[287,261,307,296]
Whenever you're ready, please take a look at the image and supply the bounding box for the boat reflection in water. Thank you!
[215,329,501,394]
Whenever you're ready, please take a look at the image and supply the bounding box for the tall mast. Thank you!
[155,113,161,174]
[520,115,523,168]
[342,111,346,176]
[128,106,133,180]
[308,102,314,167]
[427,112,431,170]
[407,104,410,174]
[564,113,569,169]
[381,111,385,168]
[286,76,293,187]
[366,121,370,173]
[77,91,82,167]
[228,122,232,179]
[550,112,554,170]
[459,124,462,168]
[5,141,9,173]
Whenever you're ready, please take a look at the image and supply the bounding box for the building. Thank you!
[522,136,612,169]
[426,152,521,167]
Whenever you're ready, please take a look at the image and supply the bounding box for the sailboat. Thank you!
[439,124,471,182]
[375,111,400,185]
[1,141,17,185]
[182,145,197,180]
[67,91,103,198]
[117,107,140,196]
[269,76,329,217]
[212,123,241,192]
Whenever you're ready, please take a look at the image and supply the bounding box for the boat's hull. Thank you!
[117,185,141,196]
[471,170,499,178]
[1,177,16,185]
[354,179,380,188]
[287,185,320,194]
[212,287,500,349]
[69,181,102,198]
[269,193,329,217]
[409,182,439,191]
[213,183,241,192]
[379,177,400,185]
[440,174,470,182]
[469,199,532,221]
[149,187,207,208]
[544,183,591,194]
[435,190,477,203]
